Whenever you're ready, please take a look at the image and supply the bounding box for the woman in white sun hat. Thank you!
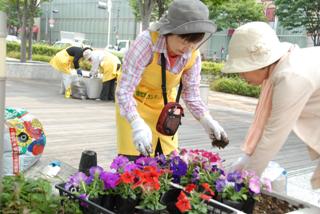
[224,21,320,189]
[115,0,228,160]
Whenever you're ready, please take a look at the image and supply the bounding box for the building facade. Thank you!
[40,0,137,48]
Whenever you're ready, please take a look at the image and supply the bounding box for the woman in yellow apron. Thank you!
[85,50,121,101]
[115,0,229,160]
[49,46,92,98]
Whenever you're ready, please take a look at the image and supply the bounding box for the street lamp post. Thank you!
[49,9,59,45]
[107,0,112,48]
[45,0,58,44]
[98,0,112,47]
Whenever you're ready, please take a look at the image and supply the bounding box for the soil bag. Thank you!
[3,107,46,175]
[71,77,87,100]
[261,161,287,194]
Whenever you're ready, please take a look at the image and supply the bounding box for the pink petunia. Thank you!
[249,176,261,194]
[261,177,272,192]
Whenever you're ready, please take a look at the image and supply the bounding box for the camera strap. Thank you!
[160,53,183,105]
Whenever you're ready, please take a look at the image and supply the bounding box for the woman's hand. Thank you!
[130,117,153,156]
[199,113,228,143]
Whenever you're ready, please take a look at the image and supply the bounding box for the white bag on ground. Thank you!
[3,107,46,175]
[261,161,287,194]
[71,77,87,100]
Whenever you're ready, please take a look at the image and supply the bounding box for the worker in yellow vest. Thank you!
[50,46,92,98]
[84,50,121,101]
[115,0,229,160]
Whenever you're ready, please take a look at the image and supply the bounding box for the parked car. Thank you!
[105,40,132,54]
[53,40,74,48]
[53,39,91,48]
[6,35,21,44]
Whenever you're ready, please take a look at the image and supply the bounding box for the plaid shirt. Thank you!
[116,30,208,122]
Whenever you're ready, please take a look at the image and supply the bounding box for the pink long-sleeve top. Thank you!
[116,30,208,123]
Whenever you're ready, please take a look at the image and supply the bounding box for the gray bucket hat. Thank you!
[150,0,216,35]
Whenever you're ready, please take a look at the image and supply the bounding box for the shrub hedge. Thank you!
[7,51,52,63]
[7,42,63,56]
[211,77,261,98]
[201,61,224,76]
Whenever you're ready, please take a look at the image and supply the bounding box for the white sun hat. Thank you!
[83,48,93,60]
[222,22,292,73]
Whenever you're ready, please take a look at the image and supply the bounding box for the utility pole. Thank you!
[98,0,112,47]
[0,11,7,203]
[107,0,112,48]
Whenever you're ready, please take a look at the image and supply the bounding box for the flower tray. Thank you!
[206,198,241,214]
[253,190,320,214]
[56,181,239,214]
[55,183,116,214]
[164,184,241,214]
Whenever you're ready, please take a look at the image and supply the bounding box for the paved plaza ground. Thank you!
[4,78,320,207]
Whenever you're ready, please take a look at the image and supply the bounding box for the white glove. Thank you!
[199,113,228,142]
[130,117,153,156]
[90,71,98,78]
[229,153,250,172]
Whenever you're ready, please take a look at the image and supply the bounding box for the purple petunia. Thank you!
[170,156,187,177]
[86,166,104,184]
[215,178,226,192]
[234,183,243,192]
[65,172,88,190]
[155,154,167,167]
[227,171,243,184]
[100,171,120,190]
[110,155,129,171]
[79,193,89,208]
[212,165,225,176]
[89,166,104,177]
[124,163,139,172]
[135,156,158,167]
[191,166,200,183]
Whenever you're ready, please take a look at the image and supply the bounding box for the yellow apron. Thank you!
[49,49,74,75]
[116,31,199,156]
[100,55,120,82]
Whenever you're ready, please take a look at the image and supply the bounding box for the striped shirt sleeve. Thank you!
[181,54,209,120]
[115,31,153,122]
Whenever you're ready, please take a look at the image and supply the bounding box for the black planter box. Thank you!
[55,183,115,214]
[55,182,320,214]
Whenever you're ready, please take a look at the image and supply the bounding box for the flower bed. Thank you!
[56,149,318,214]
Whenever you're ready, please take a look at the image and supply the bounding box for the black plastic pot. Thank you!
[136,207,168,214]
[241,197,255,214]
[222,198,255,214]
[80,196,103,214]
[115,196,138,214]
[79,150,97,175]
[101,194,116,211]
[160,188,182,214]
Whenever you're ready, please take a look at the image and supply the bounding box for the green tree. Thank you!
[212,0,266,30]
[0,0,6,11]
[3,0,48,62]
[129,0,171,31]
[26,0,44,60]
[1,0,20,36]
[275,0,320,46]
[202,0,230,19]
